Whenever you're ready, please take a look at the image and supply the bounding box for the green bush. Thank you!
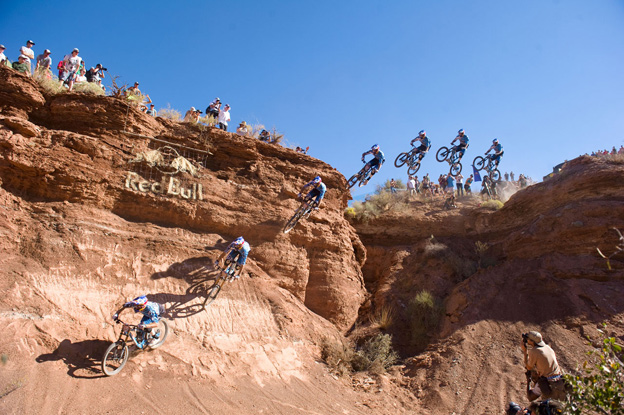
[481,199,504,210]
[565,330,623,415]
[407,290,444,350]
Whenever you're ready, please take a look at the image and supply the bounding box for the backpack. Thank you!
[56,60,64,70]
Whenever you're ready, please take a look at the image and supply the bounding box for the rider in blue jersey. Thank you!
[214,236,250,278]
[409,130,431,161]
[299,176,326,208]
[450,129,469,161]
[361,144,385,186]
[112,295,162,346]
[485,139,504,167]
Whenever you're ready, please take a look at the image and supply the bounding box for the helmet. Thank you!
[131,295,148,311]
[232,236,245,248]
[458,129,465,135]
[418,130,426,137]
[312,176,322,184]
[493,139,499,144]
[371,144,380,153]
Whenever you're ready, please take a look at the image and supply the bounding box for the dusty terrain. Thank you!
[0,67,622,414]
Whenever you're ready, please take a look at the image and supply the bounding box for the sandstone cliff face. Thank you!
[0,66,366,332]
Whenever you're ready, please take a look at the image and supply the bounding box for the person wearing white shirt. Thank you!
[0,44,7,65]
[19,40,35,74]
[61,48,82,91]
[407,176,416,197]
[217,104,231,131]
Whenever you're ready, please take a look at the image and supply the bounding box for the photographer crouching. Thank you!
[521,331,567,402]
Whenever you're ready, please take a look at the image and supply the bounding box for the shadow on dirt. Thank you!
[35,339,110,379]
[150,255,222,319]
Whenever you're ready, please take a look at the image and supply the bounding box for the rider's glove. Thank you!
[361,158,365,163]
[138,324,145,330]
[123,302,132,308]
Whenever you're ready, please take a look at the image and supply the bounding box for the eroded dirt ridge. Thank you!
[0,67,622,414]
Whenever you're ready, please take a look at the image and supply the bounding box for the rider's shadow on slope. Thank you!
[35,339,110,379]
[149,254,222,319]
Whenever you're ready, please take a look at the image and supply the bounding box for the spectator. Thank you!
[258,129,271,142]
[183,107,200,123]
[464,174,474,194]
[61,48,82,91]
[19,40,35,75]
[127,81,141,96]
[414,175,421,194]
[504,172,509,181]
[406,175,416,197]
[0,44,6,66]
[217,104,231,131]
[12,55,31,75]
[521,331,565,401]
[390,178,397,194]
[75,67,87,83]
[510,171,515,182]
[205,97,221,125]
[146,104,157,117]
[85,64,106,86]
[236,121,249,136]
[455,172,464,196]
[446,174,456,196]
[35,49,52,77]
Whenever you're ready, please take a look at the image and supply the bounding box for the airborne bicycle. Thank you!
[435,145,464,175]
[346,161,375,189]
[394,144,430,175]
[472,154,501,181]
[101,317,169,376]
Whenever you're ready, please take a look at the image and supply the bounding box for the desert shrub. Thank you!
[565,328,623,415]
[351,334,399,374]
[344,206,356,220]
[320,337,355,376]
[424,237,477,279]
[158,104,182,121]
[73,81,105,95]
[481,199,504,210]
[407,290,444,349]
[369,305,394,330]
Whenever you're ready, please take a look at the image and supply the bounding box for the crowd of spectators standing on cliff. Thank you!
[589,146,624,156]
[1,39,309,153]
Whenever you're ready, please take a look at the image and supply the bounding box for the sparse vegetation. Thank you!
[475,241,489,268]
[320,334,399,376]
[565,327,623,415]
[481,199,504,210]
[596,228,623,271]
[157,104,182,121]
[424,237,477,279]
[347,180,410,222]
[369,305,394,330]
[73,81,105,95]
[33,72,104,96]
[406,290,444,350]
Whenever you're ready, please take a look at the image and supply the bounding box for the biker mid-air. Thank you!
[283,176,327,233]
[472,138,504,180]
[450,128,469,162]
[346,144,385,189]
[214,236,250,279]
[395,130,431,175]
[409,130,431,160]
[436,129,468,175]
[485,138,504,167]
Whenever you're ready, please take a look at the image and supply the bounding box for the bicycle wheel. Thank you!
[101,342,129,376]
[394,152,409,168]
[407,161,421,175]
[203,281,223,309]
[283,205,305,234]
[436,147,450,162]
[346,173,359,189]
[490,169,501,181]
[472,156,485,171]
[450,162,462,176]
[147,319,169,350]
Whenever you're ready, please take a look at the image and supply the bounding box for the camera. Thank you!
[522,333,529,344]
[101,67,108,71]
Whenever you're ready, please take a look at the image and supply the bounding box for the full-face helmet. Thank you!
[458,129,465,135]
[312,176,322,184]
[418,130,426,137]
[371,144,380,153]
[131,295,148,312]
[233,237,245,249]
[493,138,499,144]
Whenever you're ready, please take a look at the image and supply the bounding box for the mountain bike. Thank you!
[394,145,430,175]
[435,146,463,175]
[101,317,169,376]
[481,180,498,200]
[346,161,375,189]
[472,154,501,181]
[283,196,318,233]
[202,259,240,309]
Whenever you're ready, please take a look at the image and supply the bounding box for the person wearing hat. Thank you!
[20,40,35,74]
[217,104,231,131]
[127,81,141,96]
[35,49,52,78]
[61,48,82,91]
[521,330,565,401]
[0,44,7,66]
[12,55,31,75]
[146,104,157,117]
[206,97,221,126]
[236,121,249,136]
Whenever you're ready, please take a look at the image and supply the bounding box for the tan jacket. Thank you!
[527,344,561,377]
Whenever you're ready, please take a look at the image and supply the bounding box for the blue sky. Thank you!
[2,1,623,198]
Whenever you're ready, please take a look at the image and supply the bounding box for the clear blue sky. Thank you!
[2,1,623,197]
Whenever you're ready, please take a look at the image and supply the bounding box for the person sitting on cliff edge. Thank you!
[298,176,326,209]
[214,237,250,279]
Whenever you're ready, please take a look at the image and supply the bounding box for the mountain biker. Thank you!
[409,130,431,161]
[360,144,385,186]
[112,295,162,346]
[298,176,326,208]
[450,129,469,162]
[214,236,250,278]
[485,138,504,167]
